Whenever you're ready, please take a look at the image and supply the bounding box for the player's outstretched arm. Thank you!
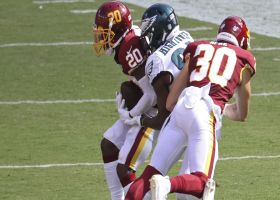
[223,68,251,121]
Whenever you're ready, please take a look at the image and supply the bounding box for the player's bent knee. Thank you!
[100,138,119,163]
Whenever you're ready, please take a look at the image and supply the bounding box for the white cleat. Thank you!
[150,175,171,200]
[202,179,215,200]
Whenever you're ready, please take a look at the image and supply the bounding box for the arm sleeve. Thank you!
[129,75,157,117]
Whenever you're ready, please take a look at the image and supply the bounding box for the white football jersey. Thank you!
[145,28,194,84]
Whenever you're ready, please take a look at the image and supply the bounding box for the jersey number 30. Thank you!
[190,44,237,87]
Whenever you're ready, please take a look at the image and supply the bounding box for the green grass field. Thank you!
[0,0,279,199]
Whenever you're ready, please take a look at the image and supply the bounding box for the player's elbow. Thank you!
[166,98,176,112]
[166,103,174,112]
[239,116,247,122]
[153,112,170,130]
[238,111,248,122]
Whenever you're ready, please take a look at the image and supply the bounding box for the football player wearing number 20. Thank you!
[128,16,256,200]
[93,1,158,200]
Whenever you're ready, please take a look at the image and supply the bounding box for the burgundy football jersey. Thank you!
[114,29,147,75]
[184,40,256,110]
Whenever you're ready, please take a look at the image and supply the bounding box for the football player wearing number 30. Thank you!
[126,16,256,200]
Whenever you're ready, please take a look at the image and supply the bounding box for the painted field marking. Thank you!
[0,99,115,105]
[0,41,92,48]
[33,0,95,4]
[0,92,279,105]
[1,41,279,51]
[70,9,97,14]
[251,92,280,96]
[253,47,280,51]
[273,58,280,62]
[184,27,213,31]
[0,154,279,169]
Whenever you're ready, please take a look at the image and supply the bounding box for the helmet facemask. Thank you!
[93,18,115,56]
[92,1,133,56]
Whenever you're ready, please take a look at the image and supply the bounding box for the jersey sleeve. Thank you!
[145,53,165,84]
[117,35,147,75]
[183,41,200,61]
[247,54,256,76]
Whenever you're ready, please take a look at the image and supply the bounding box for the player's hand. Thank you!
[116,92,122,108]
[125,115,142,126]
[116,92,131,121]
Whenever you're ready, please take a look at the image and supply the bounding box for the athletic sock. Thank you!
[125,165,161,200]
[120,172,136,187]
[170,172,208,198]
[104,161,124,200]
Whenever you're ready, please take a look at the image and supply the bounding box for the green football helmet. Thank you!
[140,3,179,52]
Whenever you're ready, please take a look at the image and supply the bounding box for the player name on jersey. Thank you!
[158,31,191,55]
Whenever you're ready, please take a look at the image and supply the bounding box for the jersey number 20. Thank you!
[126,48,144,68]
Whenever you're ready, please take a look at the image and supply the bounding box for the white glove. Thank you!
[116,92,131,121]
[116,92,122,108]
[125,115,142,126]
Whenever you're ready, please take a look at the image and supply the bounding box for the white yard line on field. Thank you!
[251,92,280,97]
[253,47,280,51]
[184,27,213,31]
[0,92,279,105]
[70,9,97,14]
[33,0,95,4]
[0,41,92,48]
[1,41,279,52]
[0,99,115,105]
[0,154,279,169]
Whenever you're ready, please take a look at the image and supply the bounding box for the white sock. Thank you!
[123,182,132,197]
[104,161,124,200]
[143,191,151,200]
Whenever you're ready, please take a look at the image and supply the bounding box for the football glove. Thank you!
[116,92,131,121]
[124,115,142,126]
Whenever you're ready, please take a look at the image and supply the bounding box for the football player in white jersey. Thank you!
[122,3,197,200]
[142,16,255,200]
[93,1,158,199]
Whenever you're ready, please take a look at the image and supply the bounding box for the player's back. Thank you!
[185,40,256,110]
[145,30,193,84]
[115,26,147,75]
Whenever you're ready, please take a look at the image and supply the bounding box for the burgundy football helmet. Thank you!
[216,16,250,50]
[93,1,133,56]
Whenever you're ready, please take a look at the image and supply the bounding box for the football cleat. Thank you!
[202,179,215,200]
[150,175,171,200]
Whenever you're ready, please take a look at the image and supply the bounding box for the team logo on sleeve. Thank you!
[147,61,153,77]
